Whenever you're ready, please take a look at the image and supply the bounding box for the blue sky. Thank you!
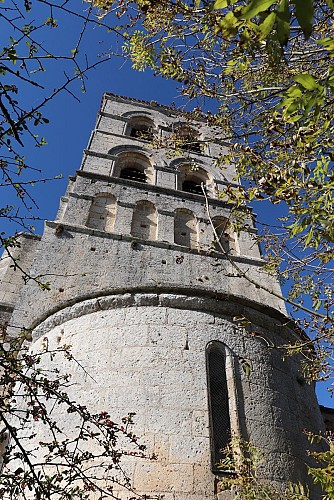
[1,0,332,407]
[1,0,185,233]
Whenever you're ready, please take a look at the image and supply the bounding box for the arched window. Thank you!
[86,194,117,233]
[131,201,157,240]
[174,209,197,249]
[120,167,147,183]
[113,152,154,185]
[212,217,238,255]
[206,342,232,473]
[182,178,205,195]
[125,116,154,141]
[177,165,214,197]
[176,125,202,154]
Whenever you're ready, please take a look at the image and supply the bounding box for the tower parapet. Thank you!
[6,94,325,499]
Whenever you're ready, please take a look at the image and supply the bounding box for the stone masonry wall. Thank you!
[28,293,325,499]
[9,222,286,333]
[60,172,261,258]
[80,94,237,190]
[4,95,326,499]
[0,233,40,326]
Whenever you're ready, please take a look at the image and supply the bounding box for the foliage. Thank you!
[2,0,332,389]
[0,0,113,239]
[0,3,160,498]
[308,434,334,499]
[0,331,158,499]
[96,0,334,246]
[217,433,334,498]
[87,0,334,392]
[85,0,334,492]
[218,437,312,499]
[0,0,334,497]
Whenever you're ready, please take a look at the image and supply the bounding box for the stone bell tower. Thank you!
[5,94,326,498]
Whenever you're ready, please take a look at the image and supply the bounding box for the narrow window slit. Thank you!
[206,342,233,474]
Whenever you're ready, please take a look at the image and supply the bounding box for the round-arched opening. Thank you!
[125,116,155,141]
[113,152,154,185]
[86,193,117,233]
[212,216,239,255]
[131,200,157,240]
[175,124,202,154]
[174,208,198,249]
[177,164,214,197]
[206,341,233,474]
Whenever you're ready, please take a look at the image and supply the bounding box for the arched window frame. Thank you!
[125,116,155,142]
[86,193,117,233]
[131,200,158,241]
[206,341,240,474]
[174,208,198,249]
[113,152,155,185]
[174,123,203,154]
[177,164,215,197]
[211,216,239,255]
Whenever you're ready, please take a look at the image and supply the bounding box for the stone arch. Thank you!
[169,157,205,171]
[206,340,233,473]
[125,115,155,141]
[121,110,153,118]
[86,193,117,233]
[177,164,215,197]
[174,208,198,249]
[212,216,239,255]
[113,152,154,185]
[131,200,157,240]
[108,145,146,156]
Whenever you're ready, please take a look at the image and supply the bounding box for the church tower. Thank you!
[4,94,326,498]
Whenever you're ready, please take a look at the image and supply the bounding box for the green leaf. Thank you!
[286,85,302,98]
[318,37,334,53]
[240,0,276,20]
[216,11,241,37]
[281,98,298,115]
[276,0,290,45]
[242,361,251,377]
[293,0,314,39]
[286,114,303,122]
[213,0,226,8]
[294,73,318,90]
[213,0,237,10]
[304,94,318,116]
[258,12,276,40]
[304,227,314,246]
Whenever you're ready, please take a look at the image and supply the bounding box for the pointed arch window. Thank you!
[86,194,117,233]
[174,209,198,249]
[131,201,157,240]
[206,341,232,473]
